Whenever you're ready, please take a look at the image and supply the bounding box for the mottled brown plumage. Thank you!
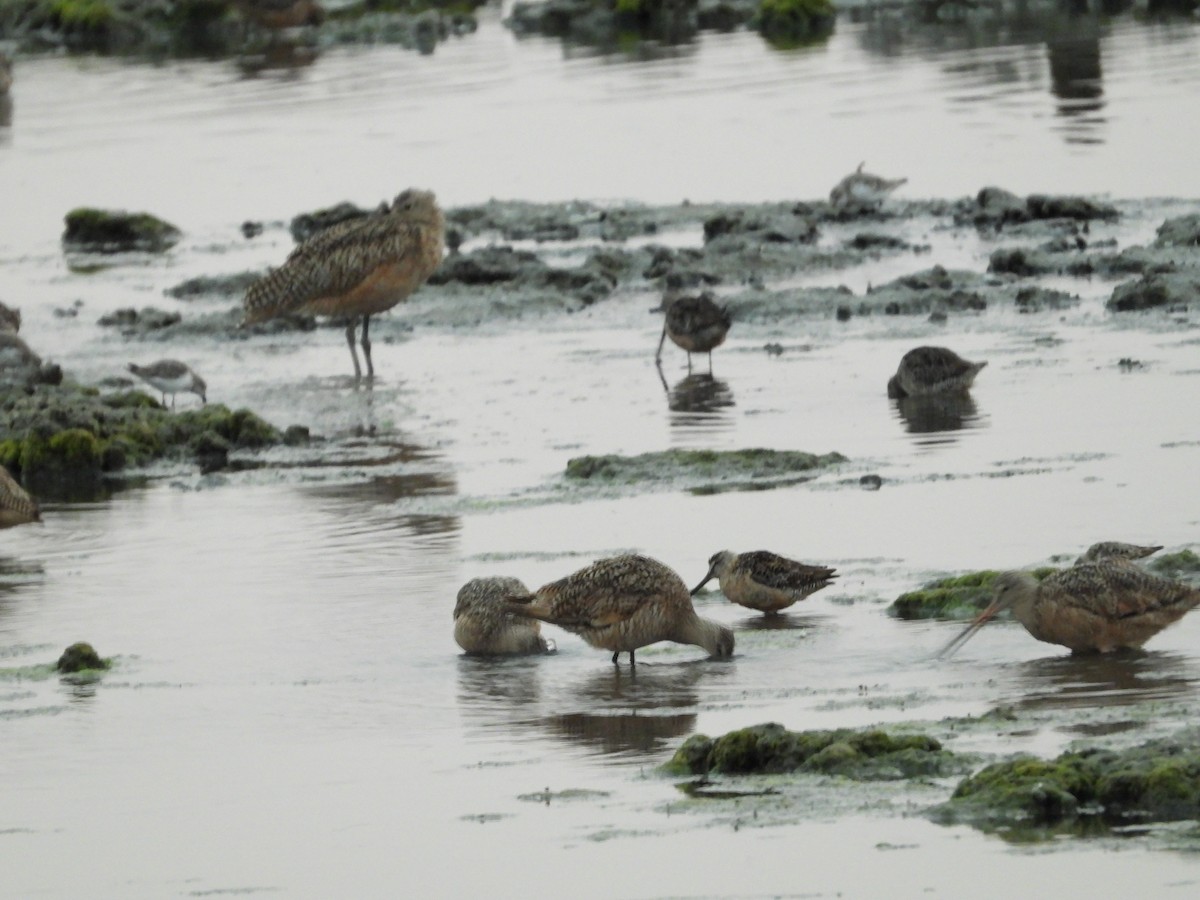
[887,346,987,399]
[0,465,40,529]
[243,188,444,380]
[655,292,732,371]
[453,576,553,656]
[830,162,907,211]
[941,560,1200,656]
[691,550,837,615]
[506,554,734,665]
[1075,541,1163,566]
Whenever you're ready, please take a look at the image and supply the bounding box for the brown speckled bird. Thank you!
[940,560,1200,656]
[505,554,734,665]
[1074,541,1163,566]
[887,346,987,399]
[691,550,837,615]
[655,291,732,372]
[453,576,554,656]
[243,188,445,381]
[0,465,40,529]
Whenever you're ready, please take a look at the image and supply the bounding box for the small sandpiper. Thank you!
[829,162,907,212]
[1074,541,1163,566]
[887,346,986,399]
[127,360,207,408]
[655,291,732,372]
[691,550,837,615]
[454,576,554,656]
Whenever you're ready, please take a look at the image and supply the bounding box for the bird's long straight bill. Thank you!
[936,604,1001,659]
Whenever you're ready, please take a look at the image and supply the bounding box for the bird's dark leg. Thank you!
[345,320,363,381]
[361,315,374,380]
[686,351,694,372]
[655,322,668,363]
[707,350,714,373]
[611,650,620,665]
[630,649,636,667]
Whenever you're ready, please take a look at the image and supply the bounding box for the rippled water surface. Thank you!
[3,6,1200,898]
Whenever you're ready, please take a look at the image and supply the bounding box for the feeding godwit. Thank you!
[1074,541,1163,566]
[655,291,732,372]
[939,560,1200,657]
[691,550,837,615]
[0,465,40,529]
[453,576,554,656]
[243,189,445,381]
[829,162,907,212]
[505,554,734,665]
[127,360,207,408]
[887,346,987,399]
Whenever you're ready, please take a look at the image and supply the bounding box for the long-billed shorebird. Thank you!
[243,188,445,381]
[830,162,907,212]
[127,360,207,408]
[505,554,735,665]
[887,346,987,399]
[454,576,554,656]
[0,465,40,529]
[940,560,1200,657]
[655,291,732,372]
[1074,541,1163,566]
[691,550,837,615]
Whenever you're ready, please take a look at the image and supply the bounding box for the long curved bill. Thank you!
[690,565,718,596]
[937,601,1002,659]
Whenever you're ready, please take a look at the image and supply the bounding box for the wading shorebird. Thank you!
[454,576,554,656]
[127,360,207,408]
[0,465,40,529]
[691,550,837,615]
[242,188,445,381]
[1074,541,1163,566]
[939,560,1200,657]
[505,554,735,666]
[829,162,907,212]
[655,291,732,372]
[886,346,987,399]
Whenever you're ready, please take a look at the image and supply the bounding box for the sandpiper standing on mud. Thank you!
[691,550,837,615]
[886,346,987,399]
[243,188,445,382]
[505,554,734,665]
[454,576,554,656]
[127,360,207,408]
[655,291,732,373]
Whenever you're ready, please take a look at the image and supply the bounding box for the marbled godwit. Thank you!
[454,576,554,656]
[242,188,445,381]
[0,465,40,529]
[887,346,987,399]
[1075,541,1163,566]
[940,560,1200,657]
[691,550,837,615]
[830,162,907,212]
[505,554,734,665]
[655,291,732,372]
[127,360,207,408]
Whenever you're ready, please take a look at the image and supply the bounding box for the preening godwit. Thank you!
[1074,541,1163,566]
[454,576,553,656]
[829,162,907,212]
[127,360,207,408]
[691,550,837,615]
[940,560,1200,656]
[887,346,986,399]
[0,465,40,529]
[655,291,732,372]
[243,188,445,381]
[506,554,734,665]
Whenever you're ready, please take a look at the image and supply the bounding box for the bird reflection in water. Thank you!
[892,391,985,448]
[456,655,544,709]
[1012,651,1197,715]
[1047,22,1105,145]
[236,40,320,78]
[658,369,735,441]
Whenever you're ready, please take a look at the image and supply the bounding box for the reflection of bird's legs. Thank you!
[655,359,669,394]
[361,315,374,380]
[345,320,363,381]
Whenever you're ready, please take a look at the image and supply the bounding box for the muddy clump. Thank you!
[1147,549,1200,585]
[61,207,181,254]
[665,722,964,780]
[55,641,110,674]
[565,448,847,495]
[889,567,1057,620]
[1107,271,1200,312]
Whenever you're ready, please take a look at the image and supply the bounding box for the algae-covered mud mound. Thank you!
[931,734,1200,836]
[890,567,1057,621]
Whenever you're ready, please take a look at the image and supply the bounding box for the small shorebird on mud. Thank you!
[243,188,445,381]
[1074,541,1163,566]
[127,360,207,408]
[691,550,837,615]
[886,346,987,399]
[829,162,907,212]
[655,291,732,372]
[0,465,40,529]
[505,554,735,665]
[454,576,554,656]
[940,559,1200,657]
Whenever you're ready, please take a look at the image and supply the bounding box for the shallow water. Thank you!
[4,6,1200,898]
